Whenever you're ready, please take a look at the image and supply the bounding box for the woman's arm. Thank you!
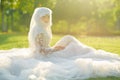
[35,33,61,55]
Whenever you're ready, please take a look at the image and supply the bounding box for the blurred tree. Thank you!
[0,0,120,35]
[114,0,120,30]
[1,0,6,32]
[0,0,18,32]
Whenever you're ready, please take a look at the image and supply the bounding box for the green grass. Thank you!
[0,33,120,80]
[0,33,28,49]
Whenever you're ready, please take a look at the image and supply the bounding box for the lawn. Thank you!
[0,33,120,80]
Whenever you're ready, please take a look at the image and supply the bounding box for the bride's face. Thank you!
[41,14,50,23]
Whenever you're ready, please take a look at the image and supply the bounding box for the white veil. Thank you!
[28,7,52,50]
[29,7,52,29]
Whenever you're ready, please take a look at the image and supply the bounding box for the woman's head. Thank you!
[30,7,52,28]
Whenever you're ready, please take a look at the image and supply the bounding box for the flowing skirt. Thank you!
[0,35,120,80]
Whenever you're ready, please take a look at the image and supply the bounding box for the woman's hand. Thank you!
[53,46,65,51]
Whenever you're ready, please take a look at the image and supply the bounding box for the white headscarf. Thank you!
[28,7,52,49]
[30,7,52,29]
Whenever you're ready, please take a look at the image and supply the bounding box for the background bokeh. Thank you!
[0,0,120,36]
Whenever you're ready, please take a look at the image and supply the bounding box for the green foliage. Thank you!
[52,19,88,35]
[0,0,120,36]
[52,20,69,34]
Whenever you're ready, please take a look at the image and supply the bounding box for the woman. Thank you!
[28,7,76,56]
[0,7,120,80]
[28,7,120,60]
[28,7,81,56]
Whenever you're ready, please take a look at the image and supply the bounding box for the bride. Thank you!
[0,7,120,80]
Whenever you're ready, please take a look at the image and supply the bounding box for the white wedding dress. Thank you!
[0,7,120,80]
[0,35,120,80]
